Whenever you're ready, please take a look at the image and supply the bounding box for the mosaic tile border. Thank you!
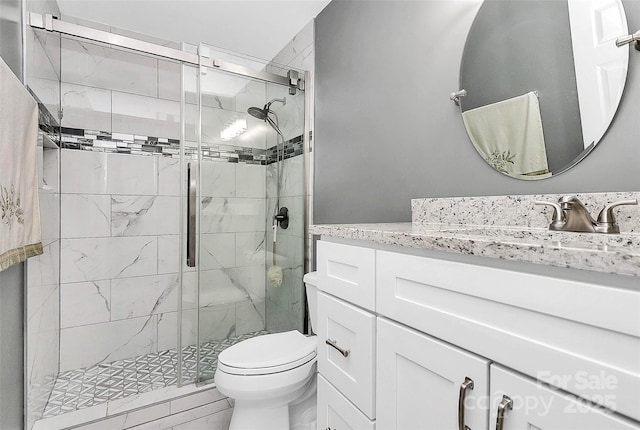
[42,330,269,418]
[56,127,303,165]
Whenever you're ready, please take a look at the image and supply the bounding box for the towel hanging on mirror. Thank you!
[462,92,550,178]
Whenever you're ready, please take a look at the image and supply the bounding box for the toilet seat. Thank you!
[218,330,317,376]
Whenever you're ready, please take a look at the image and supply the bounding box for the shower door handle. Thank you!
[186,162,196,267]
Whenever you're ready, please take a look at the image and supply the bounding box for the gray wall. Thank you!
[461,0,583,173]
[314,0,640,224]
[0,264,25,430]
[0,1,25,429]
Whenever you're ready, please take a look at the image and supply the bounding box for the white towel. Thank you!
[0,57,43,271]
[462,92,549,177]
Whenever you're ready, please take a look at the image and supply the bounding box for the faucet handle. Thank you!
[535,200,565,230]
[596,199,638,233]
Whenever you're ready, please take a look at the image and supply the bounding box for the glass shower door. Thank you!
[188,48,306,384]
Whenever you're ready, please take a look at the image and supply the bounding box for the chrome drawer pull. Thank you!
[458,377,474,430]
[495,395,513,430]
[325,338,350,357]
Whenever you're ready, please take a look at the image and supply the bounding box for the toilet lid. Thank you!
[218,331,317,375]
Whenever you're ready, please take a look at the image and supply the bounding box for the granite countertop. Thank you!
[309,222,640,277]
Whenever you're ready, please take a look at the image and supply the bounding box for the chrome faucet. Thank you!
[536,196,638,234]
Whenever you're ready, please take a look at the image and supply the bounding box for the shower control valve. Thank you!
[274,207,289,229]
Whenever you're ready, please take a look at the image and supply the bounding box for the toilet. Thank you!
[215,272,319,430]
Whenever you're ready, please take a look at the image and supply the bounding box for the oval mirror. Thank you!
[459,0,629,180]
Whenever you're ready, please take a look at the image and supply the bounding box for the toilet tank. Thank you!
[303,271,318,333]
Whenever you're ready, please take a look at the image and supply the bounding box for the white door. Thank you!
[568,0,629,148]
[376,318,490,430]
[490,364,640,430]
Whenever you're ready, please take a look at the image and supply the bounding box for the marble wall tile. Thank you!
[158,60,181,102]
[269,19,314,70]
[61,149,108,194]
[267,267,303,318]
[110,274,179,320]
[157,309,198,352]
[158,157,180,196]
[43,147,59,193]
[199,106,233,145]
[236,299,265,336]
[171,407,232,430]
[201,161,236,198]
[27,281,59,337]
[235,117,270,150]
[181,271,198,310]
[61,194,111,238]
[269,233,303,271]
[60,281,111,328]
[200,233,236,270]
[267,90,305,143]
[277,196,305,239]
[60,82,112,131]
[236,164,266,198]
[127,398,231,430]
[27,241,60,292]
[60,236,157,283]
[27,77,60,120]
[71,402,170,430]
[170,388,227,414]
[27,28,60,82]
[106,153,158,196]
[229,265,266,301]
[234,79,266,115]
[60,315,158,371]
[111,195,179,236]
[39,190,60,246]
[236,232,266,267]
[111,91,180,140]
[199,303,236,343]
[200,198,266,233]
[266,298,302,334]
[157,235,179,275]
[61,38,158,97]
[198,269,256,306]
[157,311,179,352]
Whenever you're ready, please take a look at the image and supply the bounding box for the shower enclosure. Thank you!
[24,12,308,429]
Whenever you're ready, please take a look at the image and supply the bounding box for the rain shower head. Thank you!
[247,106,268,121]
[246,97,286,121]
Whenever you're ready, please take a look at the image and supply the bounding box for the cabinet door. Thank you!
[317,375,376,430]
[490,365,640,430]
[377,318,490,430]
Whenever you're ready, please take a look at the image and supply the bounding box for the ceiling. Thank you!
[56,0,331,62]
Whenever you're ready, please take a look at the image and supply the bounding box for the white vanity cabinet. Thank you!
[489,365,640,430]
[376,318,490,430]
[316,239,640,429]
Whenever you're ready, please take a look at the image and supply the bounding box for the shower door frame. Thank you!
[28,12,313,388]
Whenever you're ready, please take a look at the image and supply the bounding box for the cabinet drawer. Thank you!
[377,250,640,421]
[490,364,640,430]
[377,318,490,430]
[318,375,375,430]
[318,292,376,419]
[317,240,375,310]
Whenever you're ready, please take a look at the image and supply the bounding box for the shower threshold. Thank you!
[42,330,269,418]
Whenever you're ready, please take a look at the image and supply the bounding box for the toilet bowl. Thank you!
[215,272,319,430]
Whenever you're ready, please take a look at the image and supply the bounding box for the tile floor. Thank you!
[43,331,269,417]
